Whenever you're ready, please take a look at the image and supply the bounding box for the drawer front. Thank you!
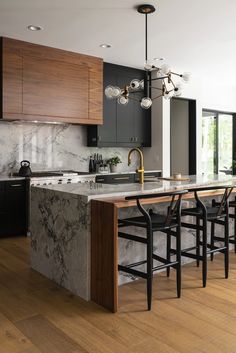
[96,174,135,184]
[5,180,26,189]
[134,171,162,182]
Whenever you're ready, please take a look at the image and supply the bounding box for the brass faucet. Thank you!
[128,147,144,184]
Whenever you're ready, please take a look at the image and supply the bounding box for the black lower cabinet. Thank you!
[96,171,161,184]
[0,180,27,237]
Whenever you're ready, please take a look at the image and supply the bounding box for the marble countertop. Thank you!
[33,174,236,201]
[0,175,26,181]
[94,169,162,176]
[1,169,162,182]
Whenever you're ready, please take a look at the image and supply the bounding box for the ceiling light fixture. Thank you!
[27,25,43,31]
[105,4,190,109]
[100,43,111,48]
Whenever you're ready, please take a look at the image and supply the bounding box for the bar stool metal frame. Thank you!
[210,195,236,260]
[226,196,236,253]
[229,196,236,252]
[180,185,233,287]
[118,189,187,311]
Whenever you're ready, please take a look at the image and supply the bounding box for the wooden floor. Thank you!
[1,238,236,353]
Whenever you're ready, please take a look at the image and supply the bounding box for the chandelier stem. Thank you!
[144,71,150,98]
[145,13,148,62]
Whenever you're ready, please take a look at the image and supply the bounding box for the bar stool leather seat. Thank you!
[182,206,227,219]
[121,213,178,230]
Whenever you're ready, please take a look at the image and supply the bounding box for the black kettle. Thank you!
[19,160,32,177]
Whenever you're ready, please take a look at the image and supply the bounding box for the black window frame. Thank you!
[202,108,236,174]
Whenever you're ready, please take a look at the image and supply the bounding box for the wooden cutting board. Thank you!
[158,177,191,181]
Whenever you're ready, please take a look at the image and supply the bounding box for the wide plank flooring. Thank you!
[1,237,236,353]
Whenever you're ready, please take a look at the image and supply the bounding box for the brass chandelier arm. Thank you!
[152,93,164,101]
[170,72,182,77]
[150,75,169,81]
[149,86,163,91]
[128,90,144,94]
[163,80,168,93]
[169,76,176,89]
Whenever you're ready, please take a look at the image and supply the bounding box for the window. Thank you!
[201,110,233,175]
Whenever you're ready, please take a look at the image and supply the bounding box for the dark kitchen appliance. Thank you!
[18,160,32,177]
[13,170,92,178]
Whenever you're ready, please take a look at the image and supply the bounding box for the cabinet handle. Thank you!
[130,137,133,142]
[113,176,130,180]
[10,184,22,187]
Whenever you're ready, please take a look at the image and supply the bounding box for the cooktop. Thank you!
[13,170,92,177]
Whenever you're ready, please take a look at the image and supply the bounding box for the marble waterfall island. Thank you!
[30,174,235,309]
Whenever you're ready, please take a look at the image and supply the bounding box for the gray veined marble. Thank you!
[30,187,91,300]
[0,121,139,175]
[30,175,236,301]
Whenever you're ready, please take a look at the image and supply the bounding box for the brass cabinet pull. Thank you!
[113,176,130,180]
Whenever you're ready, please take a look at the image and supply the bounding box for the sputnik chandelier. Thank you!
[105,4,190,109]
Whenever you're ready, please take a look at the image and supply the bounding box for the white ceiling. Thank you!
[1,0,236,85]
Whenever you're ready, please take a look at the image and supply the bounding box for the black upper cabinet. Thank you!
[87,63,151,147]
[98,64,117,144]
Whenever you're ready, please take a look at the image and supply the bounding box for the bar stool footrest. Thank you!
[153,261,179,272]
[118,231,147,244]
[208,246,227,254]
[181,251,203,260]
[181,222,204,231]
[212,236,226,242]
[118,265,147,279]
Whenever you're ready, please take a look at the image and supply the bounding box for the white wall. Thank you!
[144,70,236,176]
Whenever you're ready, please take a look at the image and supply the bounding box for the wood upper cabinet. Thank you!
[0,37,103,124]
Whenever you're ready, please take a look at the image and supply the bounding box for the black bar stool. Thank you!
[180,185,233,288]
[229,197,236,252]
[118,189,188,311]
[210,195,236,260]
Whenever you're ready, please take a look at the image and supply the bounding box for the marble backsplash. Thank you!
[0,121,138,175]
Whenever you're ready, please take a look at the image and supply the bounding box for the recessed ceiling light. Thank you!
[99,44,111,48]
[27,25,43,31]
[154,57,164,61]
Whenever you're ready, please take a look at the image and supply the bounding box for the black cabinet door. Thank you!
[0,182,7,233]
[116,67,145,144]
[134,102,151,146]
[3,180,27,236]
[116,74,134,144]
[98,64,117,144]
[87,63,151,147]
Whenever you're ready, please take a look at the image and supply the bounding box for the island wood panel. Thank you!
[91,200,118,312]
[97,189,235,208]
[1,37,103,124]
